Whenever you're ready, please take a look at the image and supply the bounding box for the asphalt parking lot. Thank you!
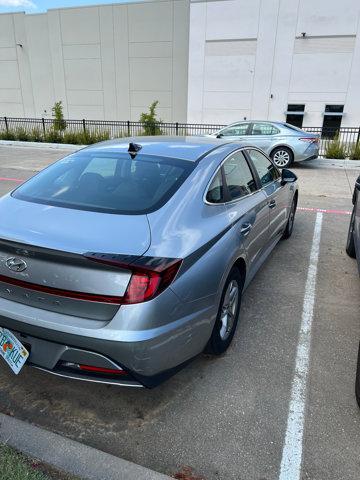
[0,145,359,480]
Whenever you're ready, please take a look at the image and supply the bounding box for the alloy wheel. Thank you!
[219,280,239,340]
[273,150,291,167]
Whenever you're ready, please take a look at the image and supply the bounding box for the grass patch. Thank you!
[0,444,77,480]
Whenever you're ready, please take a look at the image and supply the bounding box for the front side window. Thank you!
[251,123,280,136]
[247,149,279,186]
[13,152,194,214]
[223,151,257,200]
[219,123,250,137]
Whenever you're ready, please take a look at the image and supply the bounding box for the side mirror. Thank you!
[216,133,223,139]
[281,168,297,186]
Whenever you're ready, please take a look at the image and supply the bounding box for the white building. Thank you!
[1,0,360,129]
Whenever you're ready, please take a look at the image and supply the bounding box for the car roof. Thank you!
[83,136,236,161]
[224,120,286,127]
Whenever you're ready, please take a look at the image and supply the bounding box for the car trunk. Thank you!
[0,196,151,320]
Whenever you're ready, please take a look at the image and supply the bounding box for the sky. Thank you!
[0,0,139,14]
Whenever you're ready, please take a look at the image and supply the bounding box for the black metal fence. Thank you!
[0,116,225,138]
[1,116,359,156]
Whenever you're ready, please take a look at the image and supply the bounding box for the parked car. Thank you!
[346,174,360,269]
[356,344,360,408]
[0,137,298,387]
[346,174,360,407]
[208,121,319,168]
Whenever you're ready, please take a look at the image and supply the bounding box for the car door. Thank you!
[246,148,290,241]
[248,122,280,155]
[221,150,269,276]
[217,122,251,141]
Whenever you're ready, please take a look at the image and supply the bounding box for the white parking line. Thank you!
[279,212,323,480]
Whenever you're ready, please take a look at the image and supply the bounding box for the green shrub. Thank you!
[348,142,360,160]
[14,127,30,141]
[44,129,63,143]
[94,129,110,143]
[28,128,43,142]
[0,129,16,140]
[63,130,82,145]
[52,101,67,132]
[139,100,163,135]
[323,133,347,159]
[76,129,111,145]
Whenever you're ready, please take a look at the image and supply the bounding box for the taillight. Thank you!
[85,254,182,304]
[299,137,319,143]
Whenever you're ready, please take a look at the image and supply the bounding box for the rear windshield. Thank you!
[283,123,306,132]
[12,151,195,214]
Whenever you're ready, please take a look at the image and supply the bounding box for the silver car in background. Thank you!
[0,137,298,387]
[208,121,319,168]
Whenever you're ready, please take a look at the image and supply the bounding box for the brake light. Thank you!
[85,254,182,304]
[123,260,182,304]
[299,137,319,143]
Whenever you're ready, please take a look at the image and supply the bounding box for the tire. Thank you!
[205,267,243,355]
[271,147,294,168]
[346,208,356,258]
[356,342,360,409]
[282,197,297,239]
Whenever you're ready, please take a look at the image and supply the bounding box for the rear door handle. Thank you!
[240,223,252,236]
[269,199,276,209]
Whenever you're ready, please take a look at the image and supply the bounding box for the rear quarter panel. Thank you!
[146,145,248,304]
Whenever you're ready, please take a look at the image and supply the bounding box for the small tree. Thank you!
[52,101,67,132]
[139,100,162,135]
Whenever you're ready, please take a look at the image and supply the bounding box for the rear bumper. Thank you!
[0,292,216,387]
[294,142,319,163]
[304,154,318,162]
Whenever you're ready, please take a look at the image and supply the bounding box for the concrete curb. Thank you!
[0,140,84,151]
[0,412,171,480]
[306,158,360,169]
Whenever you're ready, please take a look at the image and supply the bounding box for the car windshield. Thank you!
[12,151,195,214]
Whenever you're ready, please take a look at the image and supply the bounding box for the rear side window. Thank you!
[206,171,224,203]
[223,151,257,200]
[13,152,194,215]
[247,149,280,186]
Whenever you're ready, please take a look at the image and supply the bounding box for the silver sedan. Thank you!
[0,137,298,387]
[208,121,319,168]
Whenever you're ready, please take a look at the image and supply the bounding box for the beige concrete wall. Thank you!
[0,0,189,122]
[188,0,360,127]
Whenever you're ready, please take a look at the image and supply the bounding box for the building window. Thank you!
[285,104,305,128]
[322,105,344,138]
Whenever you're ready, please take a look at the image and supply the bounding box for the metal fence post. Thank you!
[41,118,46,136]
[4,116,8,134]
[127,120,130,136]
[357,127,360,145]
[82,119,86,133]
